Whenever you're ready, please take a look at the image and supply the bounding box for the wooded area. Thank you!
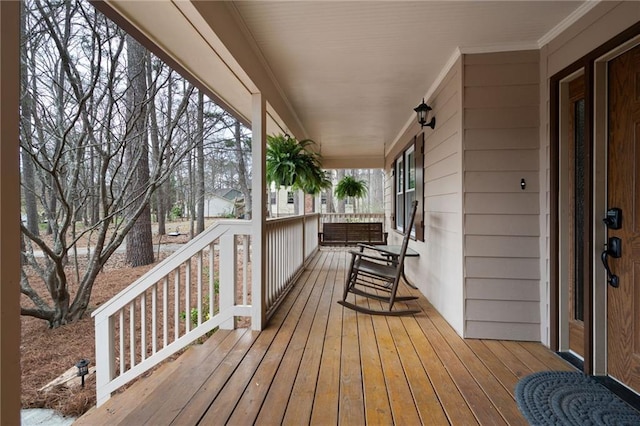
[19,0,251,327]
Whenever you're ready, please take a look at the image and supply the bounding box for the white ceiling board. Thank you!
[103,0,589,165]
[232,1,586,161]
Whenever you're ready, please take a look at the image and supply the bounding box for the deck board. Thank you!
[249,251,331,425]
[77,248,575,425]
[466,339,520,398]
[359,300,393,425]
[338,289,366,424]
[169,329,258,425]
[309,251,344,425]
[482,340,536,379]
[373,313,423,425]
[128,328,249,425]
[281,250,339,425]
[424,305,525,424]
[200,251,326,424]
[414,302,508,425]
[388,316,449,424]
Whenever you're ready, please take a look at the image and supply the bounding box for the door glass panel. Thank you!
[574,98,585,322]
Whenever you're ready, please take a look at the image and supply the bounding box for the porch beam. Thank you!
[191,1,306,140]
[252,93,267,330]
[0,1,21,423]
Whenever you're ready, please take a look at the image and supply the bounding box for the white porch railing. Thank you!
[92,220,252,406]
[93,215,320,406]
[320,212,385,229]
[304,214,320,259]
[265,213,319,318]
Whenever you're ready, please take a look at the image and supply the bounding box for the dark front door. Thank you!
[607,43,640,393]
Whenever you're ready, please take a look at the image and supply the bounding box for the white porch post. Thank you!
[300,189,306,258]
[251,93,266,330]
[0,2,22,423]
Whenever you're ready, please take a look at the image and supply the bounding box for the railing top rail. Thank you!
[320,212,384,217]
[92,219,251,320]
[267,213,319,225]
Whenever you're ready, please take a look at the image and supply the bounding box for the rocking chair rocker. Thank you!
[338,200,420,316]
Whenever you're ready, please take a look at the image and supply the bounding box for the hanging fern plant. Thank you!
[335,175,368,213]
[335,175,368,200]
[266,134,329,194]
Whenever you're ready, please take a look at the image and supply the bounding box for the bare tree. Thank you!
[20,1,39,237]
[19,0,252,327]
[234,120,251,218]
[20,0,195,326]
[196,90,205,234]
[148,57,165,235]
[335,169,346,213]
[124,35,154,266]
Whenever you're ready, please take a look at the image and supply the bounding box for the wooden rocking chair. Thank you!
[338,200,420,316]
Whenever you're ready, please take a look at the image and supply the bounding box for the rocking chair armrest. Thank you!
[357,243,400,260]
[357,243,385,252]
[347,250,393,264]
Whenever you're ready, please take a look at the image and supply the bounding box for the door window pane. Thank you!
[574,98,585,322]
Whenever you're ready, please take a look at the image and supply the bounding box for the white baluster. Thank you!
[152,283,157,355]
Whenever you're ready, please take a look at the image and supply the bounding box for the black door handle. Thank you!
[601,237,621,288]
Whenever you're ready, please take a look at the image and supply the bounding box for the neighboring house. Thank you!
[202,194,235,218]
[268,186,295,217]
[214,188,242,201]
[318,197,354,214]
[4,2,640,420]
[203,188,244,217]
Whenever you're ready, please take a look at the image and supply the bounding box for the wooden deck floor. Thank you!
[77,248,574,425]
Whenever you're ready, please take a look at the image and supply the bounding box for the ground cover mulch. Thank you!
[20,220,208,418]
[20,218,253,419]
[21,252,165,418]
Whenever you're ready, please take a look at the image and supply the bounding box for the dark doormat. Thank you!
[515,371,640,425]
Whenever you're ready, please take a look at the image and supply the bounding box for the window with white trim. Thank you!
[395,156,405,231]
[405,145,416,237]
[393,134,424,241]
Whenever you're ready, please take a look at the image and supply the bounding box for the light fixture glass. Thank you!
[414,98,435,129]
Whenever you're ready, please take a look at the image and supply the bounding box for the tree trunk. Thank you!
[353,169,359,214]
[373,168,383,211]
[148,58,165,235]
[324,170,335,213]
[20,3,39,237]
[159,73,174,234]
[125,36,154,267]
[196,90,205,234]
[336,169,346,213]
[234,120,251,218]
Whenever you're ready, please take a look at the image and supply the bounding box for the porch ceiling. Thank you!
[101,1,592,167]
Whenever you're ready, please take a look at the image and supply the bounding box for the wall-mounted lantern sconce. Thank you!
[414,98,436,129]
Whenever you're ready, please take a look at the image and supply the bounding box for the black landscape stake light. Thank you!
[76,359,90,388]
